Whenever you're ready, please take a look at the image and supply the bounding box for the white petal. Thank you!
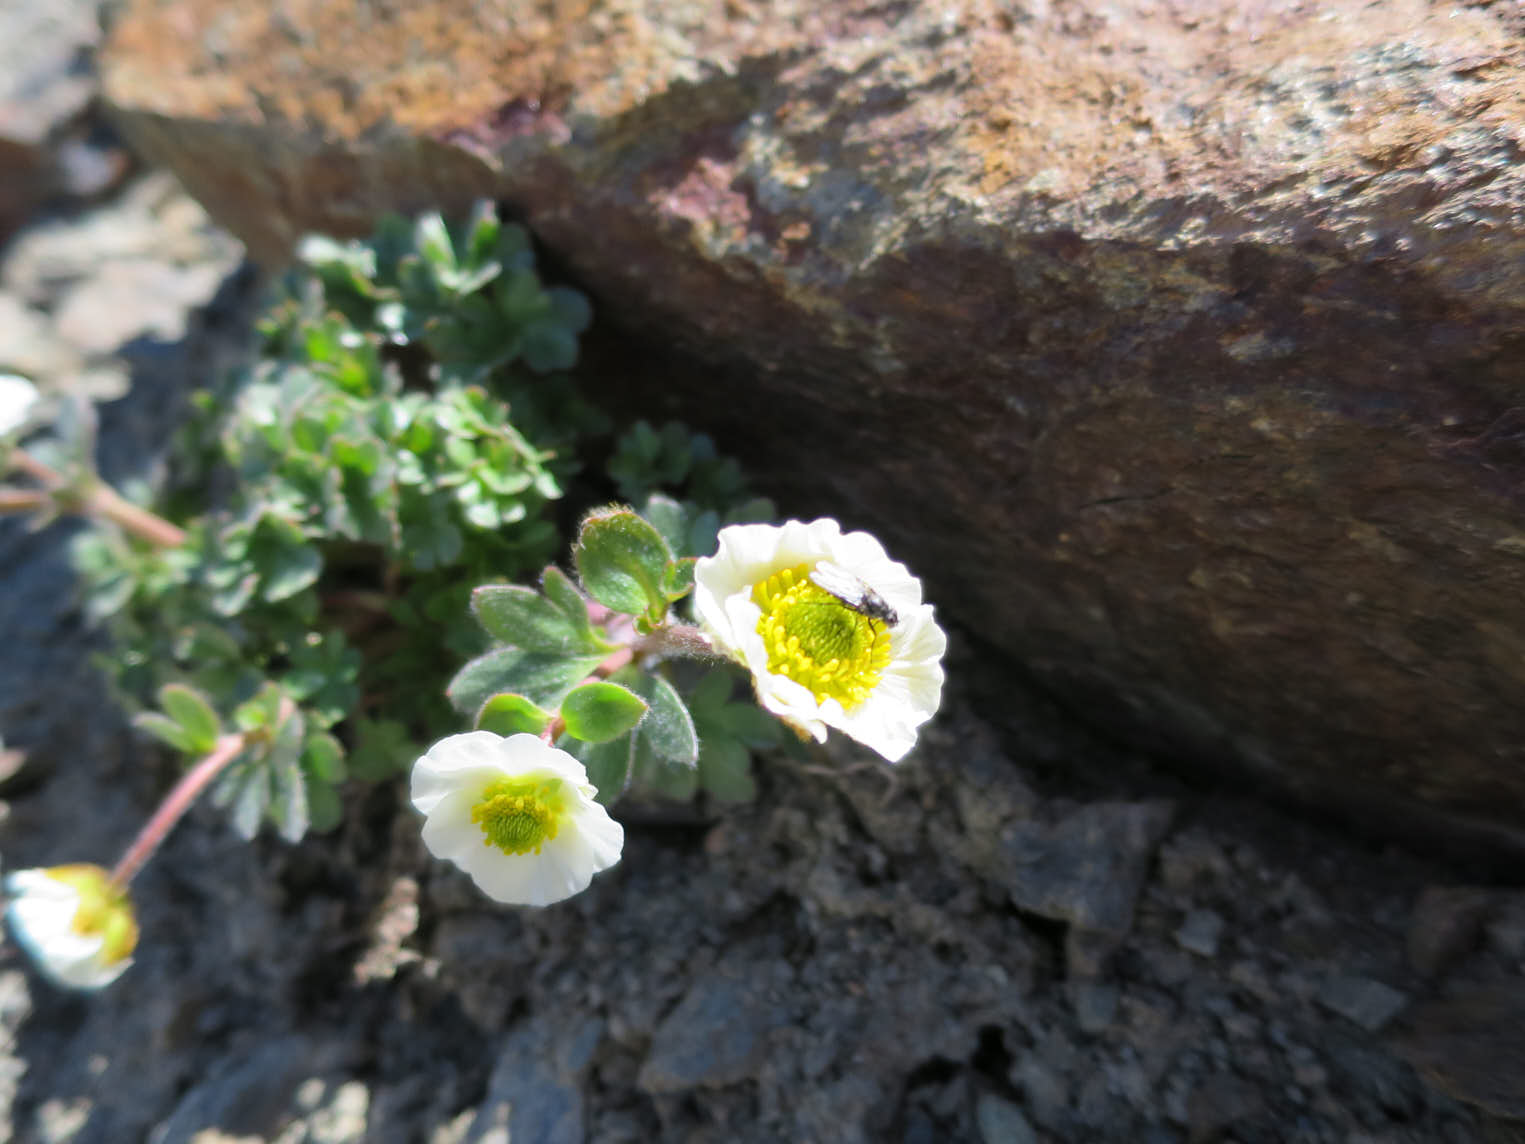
[418,790,483,863]
[4,870,132,990]
[0,374,39,437]
[459,844,570,906]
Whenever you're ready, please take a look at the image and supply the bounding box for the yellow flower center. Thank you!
[752,563,893,711]
[49,864,138,965]
[470,777,567,855]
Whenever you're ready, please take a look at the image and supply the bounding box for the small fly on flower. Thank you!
[808,561,899,627]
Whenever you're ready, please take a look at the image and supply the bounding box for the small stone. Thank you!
[1065,926,1124,981]
[1175,909,1225,958]
[975,1093,1039,1144]
[1013,1056,1070,1129]
[1407,886,1492,976]
[306,1081,371,1144]
[0,293,79,380]
[1000,800,1175,936]
[1186,1073,1264,1144]
[1392,984,1525,1120]
[1316,975,1409,1032]
[1072,982,1120,1034]
[470,1014,597,1144]
[637,959,793,1092]
[53,257,228,354]
[1157,832,1231,894]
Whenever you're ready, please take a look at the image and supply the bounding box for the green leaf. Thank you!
[157,683,222,756]
[133,712,201,755]
[447,648,605,717]
[631,673,699,766]
[476,692,554,737]
[462,199,502,268]
[522,322,579,373]
[220,759,270,841]
[635,732,699,800]
[567,734,634,805]
[686,668,736,714]
[302,732,346,783]
[662,557,697,601]
[640,494,688,553]
[546,287,592,333]
[401,510,463,570]
[251,515,322,603]
[415,212,456,272]
[714,701,785,748]
[541,565,600,646]
[266,705,309,843]
[561,681,648,743]
[471,584,607,654]
[349,718,415,781]
[305,779,344,833]
[698,736,757,803]
[574,509,673,618]
[233,682,284,735]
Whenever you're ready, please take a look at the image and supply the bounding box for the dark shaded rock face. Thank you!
[101,0,1525,851]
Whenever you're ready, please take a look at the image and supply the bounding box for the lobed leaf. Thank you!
[574,509,673,619]
[156,683,221,756]
[630,672,699,767]
[447,648,606,717]
[471,584,607,655]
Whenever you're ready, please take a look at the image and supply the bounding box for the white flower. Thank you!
[5,864,138,990]
[0,373,39,437]
[694,518,946,762]
[411,731,624,906]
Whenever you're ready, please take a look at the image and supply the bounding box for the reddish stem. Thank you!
[0,487,49,514]
[109,734,247,890]
[7,449,187,548]
[86,483,188,548]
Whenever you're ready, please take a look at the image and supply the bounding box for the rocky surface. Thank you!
[0,0,129,244]
[97,0,1525,852]
[0,170,1516,1135]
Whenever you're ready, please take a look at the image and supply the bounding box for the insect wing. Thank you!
[809,561,898,626]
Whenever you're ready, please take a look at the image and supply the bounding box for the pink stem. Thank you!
[0,487,49,514]
[109,734,247,889]
[87,483,188,548]
[7,449,187,548]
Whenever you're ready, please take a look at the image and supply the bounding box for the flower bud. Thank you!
[5,864,138,990]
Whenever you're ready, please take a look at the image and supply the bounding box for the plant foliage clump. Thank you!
[72,202,775,841]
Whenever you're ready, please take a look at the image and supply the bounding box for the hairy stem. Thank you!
[7,449,187,548]
[0,487,50,514]
[109,734,247,889]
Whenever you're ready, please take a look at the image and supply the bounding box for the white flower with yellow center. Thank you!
[0,373,39,437]
[694,518,946,762]
[5,864,138,990]
[411,731,624,906]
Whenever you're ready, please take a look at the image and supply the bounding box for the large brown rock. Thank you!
[101,1,1525,851]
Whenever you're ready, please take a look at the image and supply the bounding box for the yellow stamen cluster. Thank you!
[470,777,566,855]
[49,864,138,965]
[752,563,893,711]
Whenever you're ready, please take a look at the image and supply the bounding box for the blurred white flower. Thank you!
[411,731,624,906]
[5,864,138,990]
[0,373,39,437]
[694,518,946,762]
